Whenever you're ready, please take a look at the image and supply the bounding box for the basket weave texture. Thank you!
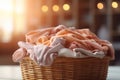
[20,57,110,80]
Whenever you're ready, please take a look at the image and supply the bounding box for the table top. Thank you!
[0,65,119,80]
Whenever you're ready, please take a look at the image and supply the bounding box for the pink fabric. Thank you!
[13,37,65,66]
[12,25,115,66]
[12,48,27,62]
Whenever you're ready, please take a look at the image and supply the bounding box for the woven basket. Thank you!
[20,57,110,80]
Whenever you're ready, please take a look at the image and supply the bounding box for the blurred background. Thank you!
[0,0,120,66]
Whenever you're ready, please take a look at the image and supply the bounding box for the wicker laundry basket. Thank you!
[20,57,110,80]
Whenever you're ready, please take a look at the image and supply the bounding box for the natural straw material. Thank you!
[20,57,110,80]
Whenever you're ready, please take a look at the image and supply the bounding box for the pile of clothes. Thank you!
[12,25,114,66]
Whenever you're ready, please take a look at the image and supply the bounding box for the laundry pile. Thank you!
[12,25,114,66]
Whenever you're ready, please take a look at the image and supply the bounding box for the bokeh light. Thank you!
[112,1,118,8]
[97,2,104,10]
[52,5,59,12]
[41,5,48,12]
[63,4,70,11]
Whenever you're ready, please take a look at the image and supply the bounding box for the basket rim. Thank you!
[20,56,111,66]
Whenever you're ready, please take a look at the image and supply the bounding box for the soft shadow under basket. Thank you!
[20,56,110,80]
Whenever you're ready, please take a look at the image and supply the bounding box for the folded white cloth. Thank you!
[73,48,105,58]
[58,48,76,57]
[58,48,105,58]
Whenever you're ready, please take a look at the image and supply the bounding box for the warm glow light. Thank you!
[15,0,24,13]
[2,21,13,42]
[52,5,59,12]
[0,0,26,42]
[14,0,26,35]
[63,4,70,11]
[97,2,104,10]
[0,0,13,42]
[112,1,118,8]
[0,0,13,12]
[41,5,48,12]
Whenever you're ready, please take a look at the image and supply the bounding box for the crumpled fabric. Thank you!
[13,40,105,66]
[13,37,65,66]
[12,48,27,62]
[58,48,105,58]
[12,25,115,66]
